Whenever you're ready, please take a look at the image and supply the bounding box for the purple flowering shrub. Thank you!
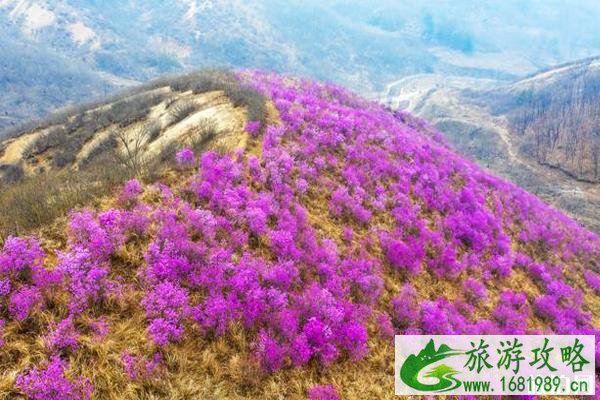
[121,351,163,381]
[142,282,190,346]
[493,291,530,334]
[245,120,262,137]
[391,284,419,330]
[16,357,92,400]
[3,71,600,397]
[584,270,600,294]
[0,237,58,322]
[9,285,43,321]
[384,237,423,275]
[463,278,487,304]
[90,317,109,341]
[175,148,195,168]
[45,316,79,354]
[118,179,143,207]
[307,384,340,400]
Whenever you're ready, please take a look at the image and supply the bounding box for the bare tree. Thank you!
[112,125,151,175]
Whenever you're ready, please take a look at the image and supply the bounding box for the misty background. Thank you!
[1,0,599,131]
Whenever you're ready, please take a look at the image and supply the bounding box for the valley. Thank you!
[379,58,600,232]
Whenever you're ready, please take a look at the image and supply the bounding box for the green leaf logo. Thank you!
[400,339,464,392]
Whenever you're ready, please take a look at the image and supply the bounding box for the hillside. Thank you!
[2,0,600,130]
[0,31,118,132]
[0,71,598,399]
[380,57,600,232]
[0,70,265,238]
[483,57,600,182]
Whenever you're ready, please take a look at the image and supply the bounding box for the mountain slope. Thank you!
[0,71,598,399]
[0,30,117,132]
[482,57,600,182]
[381,57,600,232]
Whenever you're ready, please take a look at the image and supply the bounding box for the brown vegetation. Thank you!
[505,66,600,182]
[0,69,267,240]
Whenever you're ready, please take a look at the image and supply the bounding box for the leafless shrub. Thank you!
[169,70,226,93]
[52,150,77,168]
[144,121,162,143]
[0,153,131,239]
[112,125,151,175]
[107,92,165,127]
[79,134,118,167]
[167,100,197,125]
[170,69,267,123]
[190,118,218,152]
[0,163,24,185]
[22,126,67,159]
[228,86,267,123]
[51,125,98,168]
[163,96,178,109]
[158,141,179,165]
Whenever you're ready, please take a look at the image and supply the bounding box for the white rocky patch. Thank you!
[177,0,212,22]
[2,1,55,36]
[67,21,97,47]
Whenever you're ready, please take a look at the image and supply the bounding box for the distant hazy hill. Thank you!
[381,57,600,232]
[479,57,600,183]
[0,29,115,132]
[2,0,600,131]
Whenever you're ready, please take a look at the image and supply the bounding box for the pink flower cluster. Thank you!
[121,351,163,381]
[15,357,92,400]
[45,316,79,354]
[175,148,196,168]
[118,178,143,206]
[142,281,189,346]
[0,237,59,322]
[3,71,600,398]
[307,384,340,400]
[245,120,262,137]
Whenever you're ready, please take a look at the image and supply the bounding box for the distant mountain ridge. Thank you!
[2,0,600,131]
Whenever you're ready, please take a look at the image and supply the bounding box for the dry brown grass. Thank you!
[0,154,131,241]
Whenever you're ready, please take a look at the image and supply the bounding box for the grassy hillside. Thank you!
[0,71,598,399]
[0,70,265,238]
